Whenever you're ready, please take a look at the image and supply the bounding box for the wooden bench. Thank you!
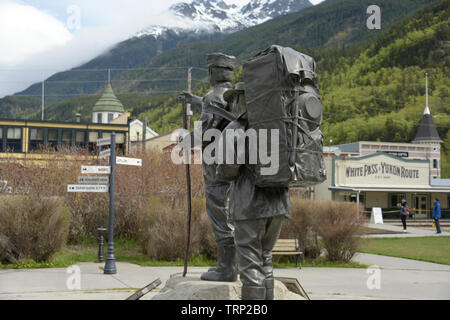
[272,239,303,269]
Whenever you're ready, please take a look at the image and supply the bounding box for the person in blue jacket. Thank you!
[432,198,442,234]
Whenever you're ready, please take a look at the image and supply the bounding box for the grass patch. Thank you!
[0,238,215,269]
[358,236,450,265]
[274,257,367,269]
[1,237,368,269]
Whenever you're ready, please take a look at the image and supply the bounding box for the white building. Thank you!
[315,107,449,218]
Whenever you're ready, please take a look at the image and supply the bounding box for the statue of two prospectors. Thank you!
[178,45,326,300]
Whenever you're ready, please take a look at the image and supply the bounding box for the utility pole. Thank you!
[425,72,429,111]
[142,116,147,152]
[186,67,193,131]
[41,73,45,121]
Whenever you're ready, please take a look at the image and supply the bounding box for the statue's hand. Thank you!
[178,91,194,104]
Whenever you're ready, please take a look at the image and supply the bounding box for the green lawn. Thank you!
[358,236,450,265]
[0,237,367,269]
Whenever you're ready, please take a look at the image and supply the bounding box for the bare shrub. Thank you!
[311,200,365,262]
[140,197,215,261]
[280,197,321,260]
[0,195,70,263]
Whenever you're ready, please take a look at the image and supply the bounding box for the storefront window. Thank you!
[61,129,72,148]
[390,194,406,207]
[47,129,58,149]
[30,128,44,151]
[88,131,99,152]
[75,131,86,147]
[0,128,3,152]
[6,127,22,152]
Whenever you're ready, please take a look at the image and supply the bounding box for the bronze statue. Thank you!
[179,53,238,282]
[216,46,324,300]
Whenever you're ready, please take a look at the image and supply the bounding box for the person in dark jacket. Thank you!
[432,198,442,234]
[400,199,409,232]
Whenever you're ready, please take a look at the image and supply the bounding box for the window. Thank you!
[61,130,72,148]
[108,113,114,123]
[433,159,438,169]
[47,129,58,149]
[88,131,99,152]
[0,128,3,152]
[75,131,86,147]
[30,128,44,151]
[391,194,406,207]
[97,113,102,124]
[6,127,22,152]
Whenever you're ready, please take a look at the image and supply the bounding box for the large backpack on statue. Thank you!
[243,45,326,188]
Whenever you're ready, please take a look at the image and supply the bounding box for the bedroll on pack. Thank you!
[243,45,326,188]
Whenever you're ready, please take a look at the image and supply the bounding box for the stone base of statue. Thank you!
[151,274,306,300]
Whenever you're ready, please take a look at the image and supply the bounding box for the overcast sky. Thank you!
[0,0,326,98]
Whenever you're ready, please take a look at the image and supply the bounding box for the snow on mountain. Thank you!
[137,0,312,38]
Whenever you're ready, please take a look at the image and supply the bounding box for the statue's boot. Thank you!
[201,245,237,282]
[241,286,266,300]
[264,278,275,300]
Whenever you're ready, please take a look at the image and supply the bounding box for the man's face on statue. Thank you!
[209,66,233,85]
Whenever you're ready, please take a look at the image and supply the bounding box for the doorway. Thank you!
[413,194,429,217]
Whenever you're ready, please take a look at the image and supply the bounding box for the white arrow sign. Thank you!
[97,138,111,147]
[99,149,111,158]
[78,176,109,184]
[81,166,111,174]
[116,157,142,167]
[67,185,108,193]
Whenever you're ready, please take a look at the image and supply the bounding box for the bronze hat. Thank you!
[206,53,236,70]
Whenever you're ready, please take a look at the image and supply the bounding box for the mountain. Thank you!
[10,0,312,105]
[8,0,438,106]
[137,0,313,36]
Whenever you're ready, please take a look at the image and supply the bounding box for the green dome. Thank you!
[93,84,125,113]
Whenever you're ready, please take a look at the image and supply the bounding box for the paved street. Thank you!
[1,252,449,300]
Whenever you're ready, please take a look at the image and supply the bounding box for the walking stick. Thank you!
[182,99,192,277]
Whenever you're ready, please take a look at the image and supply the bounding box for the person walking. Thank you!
[432,198,442,234]
[400,199,409,232]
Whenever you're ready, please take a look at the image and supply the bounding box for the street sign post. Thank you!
[104,132,117,275]
[81,166,111,174]
[116,157,142,167]
[67,185,108,193]
[78,176,109,184]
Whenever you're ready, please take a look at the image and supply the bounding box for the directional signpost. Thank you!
[67,185,108,193]
[78,176,109,184]
[116,156,142,167]
[96,137,111,147]
[67,131,143,276]
[81,166,111,174]
[99,149,111,158]
[104,133,117,275]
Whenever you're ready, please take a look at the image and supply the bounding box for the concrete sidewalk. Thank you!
[363,222,449,238]
[1,253,449,300]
